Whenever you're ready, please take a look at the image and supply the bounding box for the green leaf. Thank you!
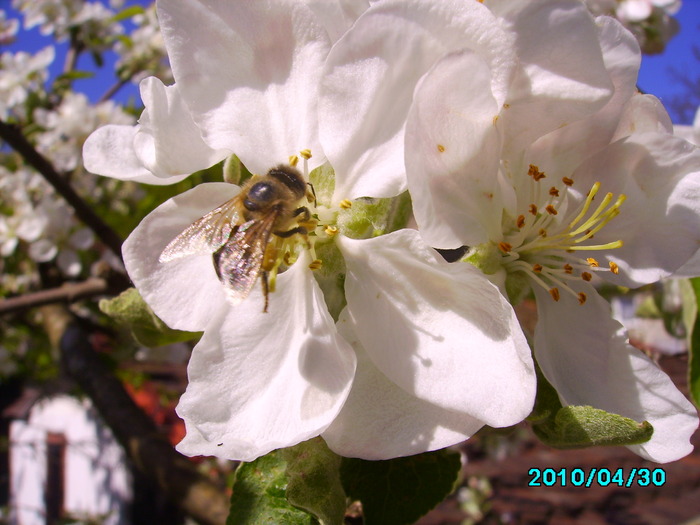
[111,5,145,23]
[532,405,653,448]
[684,277,700,406]
[529,364,653,448]
[228,452,315,525]
[99,288,200,347]
[55,70,95,81]
[282,438,346,525]
[340,449,461,525]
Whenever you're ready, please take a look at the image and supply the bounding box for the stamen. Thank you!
[549,187,560,197]
[587,258,600,267]
[532,264,543,273]
[309,259,322,270]
[581,272,592,281]
[539,229,547,237]
[545,205,558,215]
[516,215,526,228]
[288,155,299,167]
[498,242,512,254]
[339,199,352,209]
[324,225,339,237]
[528,164,546,181]
[437,144,445,152]
[529,204,538,215]
[609,261,619,274]
[563,264,573,274]
[578,292,587,305]
[562,177,574,186]
[549,288,560,301]
[299,149,312,159]
[568,182,601,230]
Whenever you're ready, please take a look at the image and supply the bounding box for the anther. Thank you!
[562,176,574,186]
[324,225,339,237]
[299,149,312,159]
[545,205,558,215]
[528,165,546,181]
[437,144,445,152]
[516,215,526,228]
[539,229,547,237]
[309,259,322,270]
[609,261,619,274]
[529,204,538,215]
[288,155,299,167]
[549,287,560,301]
[498,242,512,254]
[532,264,543,273]
[339,199,352,209]
[549,187,560,197]
[587,258,600,267]
[578,292,587,305]
[581,272,592,281]
[563,264,573,274]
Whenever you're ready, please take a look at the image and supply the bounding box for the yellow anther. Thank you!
[549,288,560,301]
[324,225,339,237]
[498,242,512,254]
[288,155,299,167]
[545,204,558,215]
[339,199,352,209]
[587,258,600,267]
[516,215,526,228]
[578,292,587,305]
[299,149,312,159]
[309,259,323,270]
[609,261,619,274]
[437,144,445,152]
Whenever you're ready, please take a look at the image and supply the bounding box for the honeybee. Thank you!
[159,165,314,312]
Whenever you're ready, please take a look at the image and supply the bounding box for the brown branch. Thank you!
[41,304,229,525]
[0,277,127,315]
[0,119,124,260]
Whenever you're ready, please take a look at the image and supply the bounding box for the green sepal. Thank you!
[227,452,316,525]
[340,449,461,525]
[99,288,201,347]
[682,277,700,406]
[529,365,653,448]
[281,438,347,525]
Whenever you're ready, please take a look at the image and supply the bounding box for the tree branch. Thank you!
[0,276,131,315]
[41,304,229,525]
[0,119,124,260]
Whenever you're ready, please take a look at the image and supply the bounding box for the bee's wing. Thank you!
[159,197,241,263]
[213,211,279,305]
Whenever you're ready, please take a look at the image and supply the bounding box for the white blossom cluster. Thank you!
[83,0,700,466]
[582,0,681,53]
[12,0,123,50]
[0,45,54,119]
[0,10,19,44]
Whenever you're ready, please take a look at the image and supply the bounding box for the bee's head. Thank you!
[244,181,277,211]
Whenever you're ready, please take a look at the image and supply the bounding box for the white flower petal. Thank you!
[533,284,698,463]
[323,314,484,459]
[572,132,700,287]
[134,77,231,176]
[122,183,237,331]
[406,50,503,249]
[176,251,356,461]
[157,0,329,174]
[491,0,614,154]
[338,229,535,427]
[320,0,515,203]
[83,124,186,185]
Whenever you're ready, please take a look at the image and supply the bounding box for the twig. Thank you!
[41,304,229,525]
[99,77,130,104]
[0,278,112,315]
[0,119,124,260]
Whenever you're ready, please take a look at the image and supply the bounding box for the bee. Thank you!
[159,165,314,312]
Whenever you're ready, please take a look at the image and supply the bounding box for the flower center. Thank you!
[498,164,625,305]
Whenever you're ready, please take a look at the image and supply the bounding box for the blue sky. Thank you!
[2,0,700,123]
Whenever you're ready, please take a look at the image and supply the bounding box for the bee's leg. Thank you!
[291,206,310,222]
[273,225,308,238]
[306,182,317,204]
[261,270,270,313]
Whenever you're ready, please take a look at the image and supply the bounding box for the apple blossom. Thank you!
[105,0,539,461]
[404,3,699,462]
